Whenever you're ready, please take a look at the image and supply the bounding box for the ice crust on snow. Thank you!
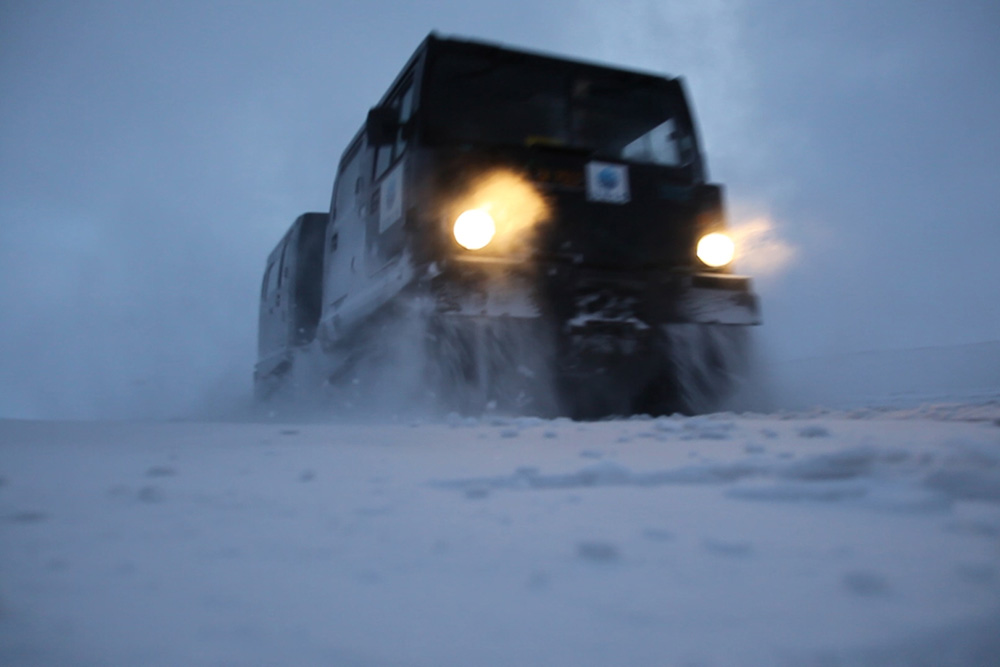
[435,437,1000,516]
[797,424,831,438]
[435,458,763,492]
[779,446,879,480]
[2,409,1000,666]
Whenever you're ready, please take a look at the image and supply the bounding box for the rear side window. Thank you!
[373,78,414,180]
[262,261,277,299]
[276,243,288,287]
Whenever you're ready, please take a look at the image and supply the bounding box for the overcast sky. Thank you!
[1,0,998,419]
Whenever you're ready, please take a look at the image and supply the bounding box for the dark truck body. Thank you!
[255,34,760,417]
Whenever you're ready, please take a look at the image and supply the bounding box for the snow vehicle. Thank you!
[255,33,760,418]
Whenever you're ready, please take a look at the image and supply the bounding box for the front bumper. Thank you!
[678,273,761,326]
[431,257,761,327]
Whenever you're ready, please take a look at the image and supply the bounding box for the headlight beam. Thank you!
[453,209,496,250]
[696,232,735,268]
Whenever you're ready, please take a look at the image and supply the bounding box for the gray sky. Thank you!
[1,0,998,418]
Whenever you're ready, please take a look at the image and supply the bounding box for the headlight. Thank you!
[453,209,496,250]
[696,232,735,268]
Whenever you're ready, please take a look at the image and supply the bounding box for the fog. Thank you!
[1,0,998,419]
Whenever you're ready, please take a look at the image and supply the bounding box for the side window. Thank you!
[396,84,414,156]
[375,140,394,179]
[373,78,414,180]
[334,141,362,220]
[264,259,279,298]
[276,242,288,288]
[261,262,274,300]
[622,118,682,166]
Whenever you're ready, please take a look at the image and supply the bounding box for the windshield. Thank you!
[423,51,697,167]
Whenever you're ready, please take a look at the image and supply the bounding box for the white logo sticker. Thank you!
[379,163,404,232]
[586,162,630,204]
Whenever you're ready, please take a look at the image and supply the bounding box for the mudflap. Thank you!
[252,296,433,415]
[425,314,559,417]
[256,298,561,418]
[554,322,660,419]
[661,322,750,414]
[254,349,320,404]
[256,297,752,420]
[554,322,750,419]
[319,298,441,414]
[253,357,291,403]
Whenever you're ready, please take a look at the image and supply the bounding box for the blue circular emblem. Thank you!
[598,167,619,189]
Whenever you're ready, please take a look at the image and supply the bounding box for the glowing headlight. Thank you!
[453,209,496,250]
[696,232,735,268]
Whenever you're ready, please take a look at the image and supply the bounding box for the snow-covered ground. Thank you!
[2,399,1000,665]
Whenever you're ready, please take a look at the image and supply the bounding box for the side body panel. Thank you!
[316,50,427,347]
[255,212,329,378]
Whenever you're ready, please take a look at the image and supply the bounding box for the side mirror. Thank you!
[366,106,399,146]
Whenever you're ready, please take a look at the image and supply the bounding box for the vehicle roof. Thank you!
[338,32,692,174]
[423,32,679,86]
